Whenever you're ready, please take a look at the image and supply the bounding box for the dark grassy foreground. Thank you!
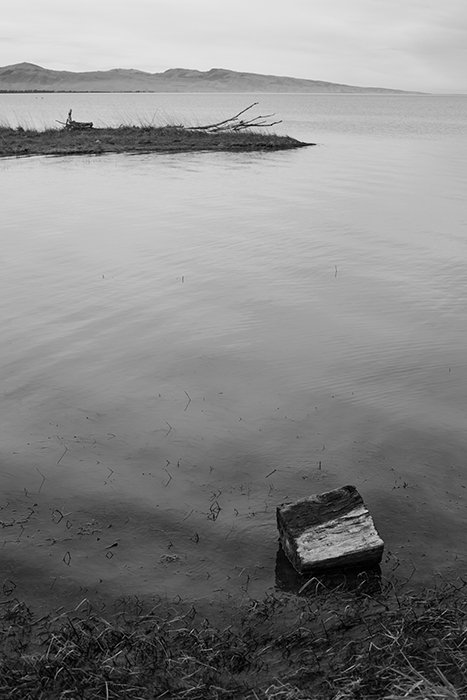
[1,578,465,699]
[0,125,311,157]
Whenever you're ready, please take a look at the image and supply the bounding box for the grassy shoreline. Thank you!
[0,125,312,157]
[1,578,465,699]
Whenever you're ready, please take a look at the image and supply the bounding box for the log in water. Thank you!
[277,485,384,574]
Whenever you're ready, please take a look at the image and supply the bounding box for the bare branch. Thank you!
[188,103,259,131]
[231,120,282,131]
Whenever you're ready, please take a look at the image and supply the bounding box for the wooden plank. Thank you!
[277,485,384,574]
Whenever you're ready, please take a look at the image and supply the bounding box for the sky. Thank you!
[1,0,467,92]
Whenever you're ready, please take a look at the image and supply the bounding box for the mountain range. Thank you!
[0,62,406,93]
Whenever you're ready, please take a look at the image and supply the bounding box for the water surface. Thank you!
[1,93,467,610]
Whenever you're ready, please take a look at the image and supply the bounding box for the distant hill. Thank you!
[0,62,407,93]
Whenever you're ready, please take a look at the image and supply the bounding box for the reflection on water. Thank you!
[275,546,382,596]
[1,94,467,610]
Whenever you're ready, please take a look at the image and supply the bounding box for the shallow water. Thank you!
[1,93,467,610]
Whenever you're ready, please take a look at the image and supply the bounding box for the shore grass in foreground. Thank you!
[1,579,465,699]
[0,125,311,157]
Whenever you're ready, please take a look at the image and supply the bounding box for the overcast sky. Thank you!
[2,0,466,92]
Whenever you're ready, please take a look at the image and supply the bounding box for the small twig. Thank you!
[184,391,192,411]
[52,509,64,523]
[242,112,276,123]
[163,468,173,487]
[232,119,282,130]
[208,500,221,521]
[265,469,277,479]
[35,467,46,493]
[164,421,173,436]
[62,551,71,566]
[57,446,68,465]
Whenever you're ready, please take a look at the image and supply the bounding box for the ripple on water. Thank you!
[2,95,467,609]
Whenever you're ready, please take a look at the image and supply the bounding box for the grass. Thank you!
[0,124,311,158]
[0,577,465,699]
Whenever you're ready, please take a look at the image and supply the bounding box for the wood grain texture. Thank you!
[277,485,384,574]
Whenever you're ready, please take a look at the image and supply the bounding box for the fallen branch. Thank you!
[231,119,282,131]
[189,102,259,131]
[187,103,281,133]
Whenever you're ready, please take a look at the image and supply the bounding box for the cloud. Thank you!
[1,0,467,91]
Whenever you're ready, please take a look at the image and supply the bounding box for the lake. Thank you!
[1,92,467,611]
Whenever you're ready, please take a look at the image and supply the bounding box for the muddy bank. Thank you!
[0,125,312,157]
[1,580,465,699]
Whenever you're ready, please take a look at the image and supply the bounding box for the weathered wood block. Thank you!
[277,485,384,574]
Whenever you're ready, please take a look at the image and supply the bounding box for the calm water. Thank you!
[1,93,467,610]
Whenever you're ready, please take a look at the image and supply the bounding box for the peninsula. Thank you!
[0,105,312,158]
[0,125,310,158]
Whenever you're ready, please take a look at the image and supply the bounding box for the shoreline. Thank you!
[1,578,465,699]
[0,124,312,158]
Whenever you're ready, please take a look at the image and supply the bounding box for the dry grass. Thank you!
[0,577,465,699]
[0,124,310,158]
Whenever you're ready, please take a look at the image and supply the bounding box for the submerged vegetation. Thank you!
[0,104,311,157]
[1,578,465,699]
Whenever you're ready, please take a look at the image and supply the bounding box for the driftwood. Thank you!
[188,103,282,132]
[54,105,279,134]
[56,109,93,130]
[277,485,384,574]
